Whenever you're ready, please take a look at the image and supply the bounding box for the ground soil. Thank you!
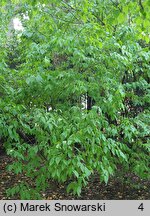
[0,153,149,200]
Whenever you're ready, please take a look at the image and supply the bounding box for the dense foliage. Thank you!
[0,0,150,199]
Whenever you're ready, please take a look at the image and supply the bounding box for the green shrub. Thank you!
[0,0,149,199]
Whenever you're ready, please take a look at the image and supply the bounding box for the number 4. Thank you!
[138,203,144,211]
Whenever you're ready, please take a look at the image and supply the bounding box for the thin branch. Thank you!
[139,0,144,11]
[110,0,122,12]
